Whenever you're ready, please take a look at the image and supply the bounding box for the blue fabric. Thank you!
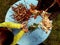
[5,0,51,45]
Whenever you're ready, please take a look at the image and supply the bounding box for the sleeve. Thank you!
[0,22,22,29]
[11,30,25,45]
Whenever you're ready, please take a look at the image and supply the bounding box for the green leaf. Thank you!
[28,23,38,32]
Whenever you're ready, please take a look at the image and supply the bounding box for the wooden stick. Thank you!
[45,0,56,11]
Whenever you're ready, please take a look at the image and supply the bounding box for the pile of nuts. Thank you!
[12,4,32,23]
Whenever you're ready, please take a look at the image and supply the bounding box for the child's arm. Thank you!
[0,22,23,29]
[11,30,25,45]
[11,28,28,45]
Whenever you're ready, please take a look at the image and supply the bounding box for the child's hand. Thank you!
[22,27,28,33]
[21,21,27,28]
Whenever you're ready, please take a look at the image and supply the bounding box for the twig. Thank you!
[45,0,56,11]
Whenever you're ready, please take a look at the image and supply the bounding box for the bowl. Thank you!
[5,0,51,45]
